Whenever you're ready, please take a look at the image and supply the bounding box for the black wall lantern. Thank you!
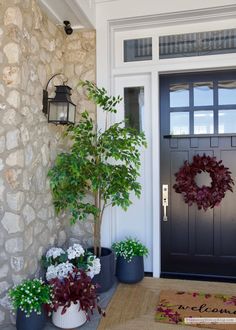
[42,73,76,125]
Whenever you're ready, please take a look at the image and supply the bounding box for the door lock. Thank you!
[162,184,168,221]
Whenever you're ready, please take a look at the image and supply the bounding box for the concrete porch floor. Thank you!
[1,282,117,330]
[98,277,236,330]
[2,277,236,330]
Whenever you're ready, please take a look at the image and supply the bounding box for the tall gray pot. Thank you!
[116,255,144,284]
[88,247,115,293]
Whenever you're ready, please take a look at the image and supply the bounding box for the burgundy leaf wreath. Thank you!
[173,154,234,211]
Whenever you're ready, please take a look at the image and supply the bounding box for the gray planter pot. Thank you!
[116,255,144,284]
[88,247,115,293]
[16,308,46,330]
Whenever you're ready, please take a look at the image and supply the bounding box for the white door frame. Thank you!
[113,74,153,272]
[96,6,236,277]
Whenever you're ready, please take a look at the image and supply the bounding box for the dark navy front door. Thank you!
[160,71,236,281]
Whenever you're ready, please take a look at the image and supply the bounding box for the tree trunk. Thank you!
[94,214,101,256]
[94,191,101,256]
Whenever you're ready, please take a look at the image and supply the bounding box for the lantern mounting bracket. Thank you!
[42,73,68,115]
[42,73,76,125]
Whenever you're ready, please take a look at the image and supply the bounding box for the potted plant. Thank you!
[42,244,101,280]
[48,80,147,292]
[47,268,103,329]
[112,237,149,283]
[8,278,52,330]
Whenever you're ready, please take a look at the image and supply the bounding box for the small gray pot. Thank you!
[116,255,144,284]
[16,308,46,330]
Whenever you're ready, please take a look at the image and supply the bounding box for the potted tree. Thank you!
[8,278,52,330]
[112,237,149,283]
[48,80,146,292]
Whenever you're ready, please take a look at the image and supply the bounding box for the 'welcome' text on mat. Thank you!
[156,290,236,330]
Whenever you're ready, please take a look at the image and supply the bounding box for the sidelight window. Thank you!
[124,86,144,132]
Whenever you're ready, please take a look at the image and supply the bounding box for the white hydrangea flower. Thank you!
[46,247,65,260]
[67,243,85,260]
[86,257,101,279]
[46,262,74,281]
[56,262,75,280]
[46,265,58,281]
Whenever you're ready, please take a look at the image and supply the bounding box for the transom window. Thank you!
[124,38,152,62]
[122,29,236,63]
[159,28,236,59]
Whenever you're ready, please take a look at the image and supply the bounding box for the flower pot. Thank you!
[52,301,87,329]
[88,247,115,293]
[116,255,144,284]
[16,308,46,330]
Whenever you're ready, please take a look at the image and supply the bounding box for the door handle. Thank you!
[162,184,168,221]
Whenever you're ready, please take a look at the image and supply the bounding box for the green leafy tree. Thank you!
[48,81,147,256]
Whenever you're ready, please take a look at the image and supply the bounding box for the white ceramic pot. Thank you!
[52,301,87,329]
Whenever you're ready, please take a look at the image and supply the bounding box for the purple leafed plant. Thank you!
[47,268,104,319]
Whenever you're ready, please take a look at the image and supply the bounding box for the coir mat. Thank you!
[156,290,236,330]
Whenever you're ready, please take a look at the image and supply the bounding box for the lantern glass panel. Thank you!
[68,103,76,123]
[49,102,68,122]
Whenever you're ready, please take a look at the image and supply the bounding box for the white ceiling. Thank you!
[95,0,118,2]
[38,0,96,30]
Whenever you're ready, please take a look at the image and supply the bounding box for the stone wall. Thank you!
[63,30,96,248]
[0,0,96,326]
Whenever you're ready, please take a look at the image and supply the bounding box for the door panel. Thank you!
[220,150,236,257]
[160,71,236,280]
[170,151,189,254]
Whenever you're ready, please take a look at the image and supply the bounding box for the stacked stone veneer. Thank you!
[0,0,96,326]
[64,19,96,252]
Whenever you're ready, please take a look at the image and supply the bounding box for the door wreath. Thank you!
[173,154,234,211]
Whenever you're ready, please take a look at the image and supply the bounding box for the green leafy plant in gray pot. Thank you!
[8,278,52,330]
[48,80,146,292]
[112,237,149,283]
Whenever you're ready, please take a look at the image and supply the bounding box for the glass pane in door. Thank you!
[194,111,214,134]
[218,80,236,105]
[170,112,189,135]
[170,83,189,108]
[219,109,236,133]
[193,82,213,106]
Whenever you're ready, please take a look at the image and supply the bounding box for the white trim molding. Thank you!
[96,2,236,278]
[108,4,236,30]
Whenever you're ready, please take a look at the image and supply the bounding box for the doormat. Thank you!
[156,290,236,330]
